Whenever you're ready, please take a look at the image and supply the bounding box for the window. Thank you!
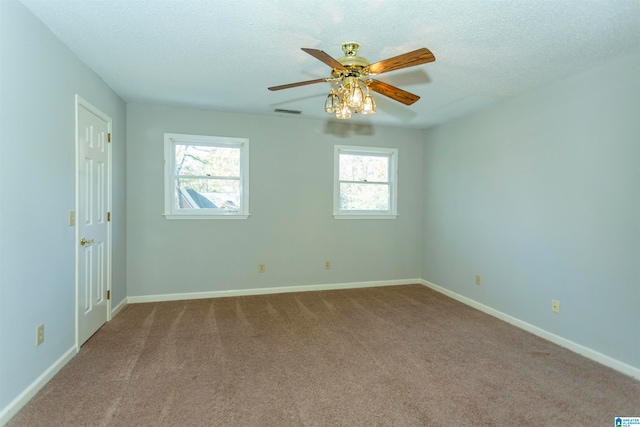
[334,145,398,219]
[164,133,249,219]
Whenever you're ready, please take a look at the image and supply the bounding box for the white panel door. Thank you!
[77,98,110,346]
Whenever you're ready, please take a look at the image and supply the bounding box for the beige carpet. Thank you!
[8,284,639,426]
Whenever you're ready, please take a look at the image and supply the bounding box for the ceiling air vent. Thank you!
[274,108,302,115]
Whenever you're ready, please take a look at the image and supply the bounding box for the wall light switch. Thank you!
[68,210,75,226]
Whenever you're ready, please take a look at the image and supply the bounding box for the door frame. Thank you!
[74,94,113,352]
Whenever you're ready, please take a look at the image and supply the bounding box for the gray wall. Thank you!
[0,0,127,413]
[422,53,640,368]
[126,104,424,297]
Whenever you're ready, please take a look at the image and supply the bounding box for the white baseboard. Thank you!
[127,278,421,304]
[110,296,127,318]
[420,279,640,381]
[0,346,76,426]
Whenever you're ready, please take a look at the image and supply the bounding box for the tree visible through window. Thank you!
[164,133,249,219]
[334,145,398,218]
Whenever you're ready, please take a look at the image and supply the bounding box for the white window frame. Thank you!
[163,133,249,219]
[333,145,398,220]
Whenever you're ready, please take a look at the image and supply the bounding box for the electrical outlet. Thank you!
[36,324,44,346]
[258,263,265,273]
[551,299,560,314]
[324,260,331,270]
[475,274,482,285]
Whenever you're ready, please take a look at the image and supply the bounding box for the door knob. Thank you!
[80,238,94,246]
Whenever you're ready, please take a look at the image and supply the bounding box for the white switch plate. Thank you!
[36,324,44,346]
[68,210,75,226]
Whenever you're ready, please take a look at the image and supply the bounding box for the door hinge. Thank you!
[106,290,111,300]
[107,133,111,143]
[107,212,111,221]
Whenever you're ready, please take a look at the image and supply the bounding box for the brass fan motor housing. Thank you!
[332,43,370,78]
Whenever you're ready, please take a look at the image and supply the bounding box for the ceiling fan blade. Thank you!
[301,48,347,70]
[268,78,330,91]
[367,79,420,105]
[367,48,435,75]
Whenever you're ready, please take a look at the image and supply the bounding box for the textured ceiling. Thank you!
[20,0,640,129]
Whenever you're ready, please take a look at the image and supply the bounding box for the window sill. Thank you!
[333,214,398,220]
[163,213,250,220]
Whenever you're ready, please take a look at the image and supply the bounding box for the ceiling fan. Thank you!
[268,43,435,119]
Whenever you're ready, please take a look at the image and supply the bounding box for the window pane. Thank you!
[175,144,240,177]
[339,183,389,211]
[339,154,388,182]
[175,178,240,209]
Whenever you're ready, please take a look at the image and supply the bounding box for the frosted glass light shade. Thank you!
[325,92,339,113]
[361,94,376,114]
[347,85,364,109]
[336,99,352,119]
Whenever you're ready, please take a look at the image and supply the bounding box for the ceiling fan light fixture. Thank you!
[268,43,435,120]
[329,80,372,118]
